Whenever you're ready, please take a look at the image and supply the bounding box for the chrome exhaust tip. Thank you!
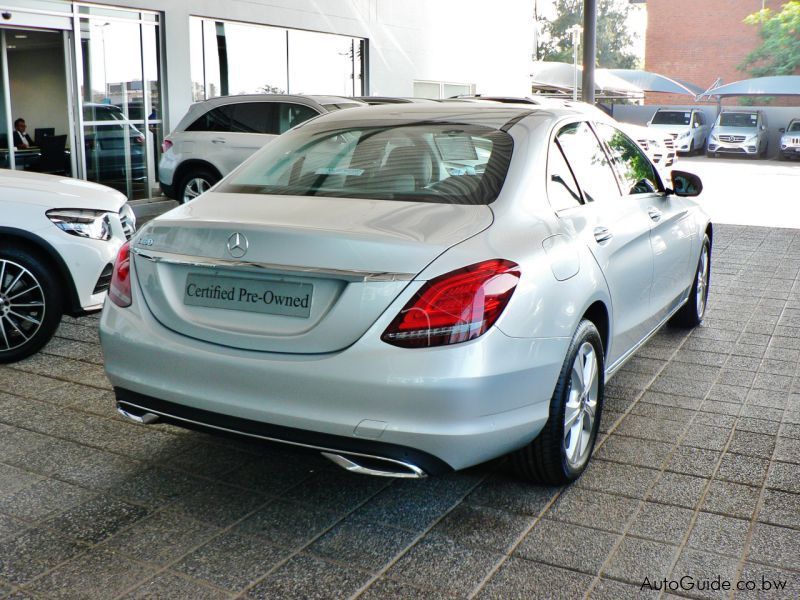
[322,452,427,479]
[116,403,160,425]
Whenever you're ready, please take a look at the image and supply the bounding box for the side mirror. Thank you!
[668,170,703,197]
[693,122,699,129]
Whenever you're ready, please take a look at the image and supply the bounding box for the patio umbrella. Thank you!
[602,69,705,96]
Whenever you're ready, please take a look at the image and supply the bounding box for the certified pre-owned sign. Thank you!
[184,273,312,318]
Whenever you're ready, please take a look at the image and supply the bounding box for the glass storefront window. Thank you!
[225,22,287,95]
[287,29,358,96]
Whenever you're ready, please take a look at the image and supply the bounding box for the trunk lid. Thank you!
[133,192,493,353]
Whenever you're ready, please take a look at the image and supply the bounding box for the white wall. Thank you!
[88,0,534,130]
[8,47,70,146]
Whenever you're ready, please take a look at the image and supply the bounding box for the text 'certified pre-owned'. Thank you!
[184,273,312,318]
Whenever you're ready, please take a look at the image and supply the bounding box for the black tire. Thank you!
[759,141,769,159]
[688,139,695,155]
[177,168,219,204]
[510,319,605,485]
[706,150,715,158]
[0,246,63,363]
[670,234,711,329]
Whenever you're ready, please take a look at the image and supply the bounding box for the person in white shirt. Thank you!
[13,118,34,149]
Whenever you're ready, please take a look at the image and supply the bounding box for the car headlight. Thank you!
[119,203,137,240]
[46,209,112,241]
[710,134,718,141]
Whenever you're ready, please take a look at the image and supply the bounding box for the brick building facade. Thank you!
[644,0,786,104]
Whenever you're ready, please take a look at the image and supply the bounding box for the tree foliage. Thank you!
[539,0,638,69]
[739,1,800,77]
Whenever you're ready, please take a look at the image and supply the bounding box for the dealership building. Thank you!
[0,0,533,199]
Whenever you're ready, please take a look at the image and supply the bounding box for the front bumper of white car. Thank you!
[780,136,800,157]
[100,278,569,474]
[707,136,760,155]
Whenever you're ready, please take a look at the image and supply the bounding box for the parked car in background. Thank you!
[0,170,135,362]
[707,110,768,158]
[83,103,147,187]
[779,118,800,160]
[102,102,711,485]
[647,108,710,155]
[159,95,367,204]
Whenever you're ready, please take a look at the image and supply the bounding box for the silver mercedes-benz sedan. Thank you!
[100,103,711,484]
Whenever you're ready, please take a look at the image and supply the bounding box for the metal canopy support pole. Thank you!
[581,0,597,103]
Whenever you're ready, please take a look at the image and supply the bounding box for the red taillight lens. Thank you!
[161,138,173,153]
[109,242,132,307]
[382,259,520,348]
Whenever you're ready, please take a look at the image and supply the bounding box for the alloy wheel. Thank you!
[183,177,211,203]
[0,259,46,352]
[563,341,599,469]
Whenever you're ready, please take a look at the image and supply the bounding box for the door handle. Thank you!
[648,207,662,222]
[211,138,227,144]
[593,226,613,244]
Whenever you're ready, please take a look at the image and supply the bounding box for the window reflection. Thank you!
[595,123,660,195]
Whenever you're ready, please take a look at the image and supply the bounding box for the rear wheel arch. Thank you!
[582,300,610,359]
[0,227,81,315]
[173,160,222,189]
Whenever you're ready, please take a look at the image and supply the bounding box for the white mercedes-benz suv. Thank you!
[0,170,135,362]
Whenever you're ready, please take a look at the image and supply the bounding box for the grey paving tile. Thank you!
[670,549,739,599]
[0,478,95,522]
[0,464,42,496]
[737,562,800,599]
[0,514,28,543]
[773,437,800,464]
[700,399,742,417]
[120,571,231,600]
[166,441,259,479]
[703,481,761,519]
[359,578,459,599]
[694,412,738,430]
[247,553,372,599]
[737,414,783,432]
[0,527,84,585]
[574,459,659,499]
[463,474,557,517]
[666,446,722,479]
[169,482,268,528]
[281,466,390,514]
[681,424,732,452]
[428,503,532,552]
[717,453,770,486]
[628,502,694,545]
[590,577,650,599]
[728,430,777,459]
[603,536,677,585]
[515,518,618,575]
[687,512,750,558]
[614,415,688,444]
[630,402,696,423]
[51,448,142,491]
[478,558,594,599]
[6,437,97,478]
[640,391,702,410]
[109,466,203,508]
[748,523,800,571]
[649,472,709,509]
[26,549,157,599]
[309,516,418,571]
[707,384,749,404]
[44,494,149,544]
[175,530,290,591]
[595,434,673,469]
[545,487,638,533]
[778,422,800,439]
[650,376,713,399]
[746,389,789,410]
[235,499,341,549]
[386,534,503,595]
[102,507,220,563]
[765,461,800,494]
[758,489,800,529]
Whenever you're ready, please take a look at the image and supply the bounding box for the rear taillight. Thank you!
[382,259,520,348]
[109,242,132,307]
[161,138,173,153]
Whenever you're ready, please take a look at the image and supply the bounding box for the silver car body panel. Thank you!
[102,103,711,472]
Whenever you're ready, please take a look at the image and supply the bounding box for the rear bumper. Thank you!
[99,294,568,471]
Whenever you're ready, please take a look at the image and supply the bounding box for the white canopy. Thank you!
[701,76,800,98]
[530,61,641,96]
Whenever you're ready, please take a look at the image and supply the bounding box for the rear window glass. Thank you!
[219,122,513,205]
[719,113,758,127]
[652,111,691,126]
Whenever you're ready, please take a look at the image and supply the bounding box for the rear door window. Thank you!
[594,123,661,195]
[554,121,620,203]
[185,106,233,132]
[277,103,319,134]
[547,141,583,211]
[229,102,278,134]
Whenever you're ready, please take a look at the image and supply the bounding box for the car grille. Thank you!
[93,263,114,294]
[789,137,800,145]
[668,133,678,140]
[120,212,135,240]
[663,138,675,151]
[636,138,649,151]
[719,135,746,143]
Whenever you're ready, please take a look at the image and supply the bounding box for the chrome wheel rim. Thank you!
[696,246,709,319]
[564,342,599,469]
[0,259,45,352]
[183,177,210,203]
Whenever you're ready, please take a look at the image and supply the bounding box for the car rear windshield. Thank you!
[652,111,691,125]
[219,122,513,205]
[719,113,758,128]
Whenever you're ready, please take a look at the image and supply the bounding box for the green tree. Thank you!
[539,0,638,69]
[739,1,800,77]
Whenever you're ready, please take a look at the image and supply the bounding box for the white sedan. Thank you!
[100,103,710,484]
[0,170,134,362]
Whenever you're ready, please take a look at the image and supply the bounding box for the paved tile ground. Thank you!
[1,224,799,599]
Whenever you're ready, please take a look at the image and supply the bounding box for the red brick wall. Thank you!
[644,0,787,105]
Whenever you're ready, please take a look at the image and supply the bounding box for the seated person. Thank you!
[13,118,34,149]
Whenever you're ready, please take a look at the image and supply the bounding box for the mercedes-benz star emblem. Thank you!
[226,232,249,258]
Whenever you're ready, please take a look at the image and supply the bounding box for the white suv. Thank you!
[0,170,134,362]
[647,108,710,155]
[159,95,366,203]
